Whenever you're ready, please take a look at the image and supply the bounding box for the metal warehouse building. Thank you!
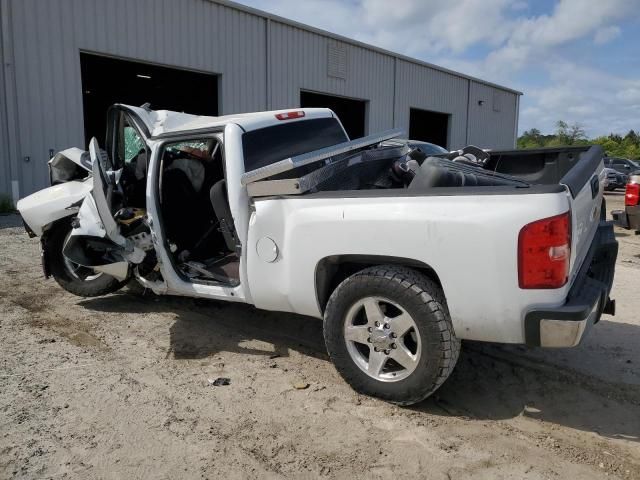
[0,0,521,201]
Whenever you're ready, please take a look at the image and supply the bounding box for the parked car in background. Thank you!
[604,157,640,175]
[612,173,640,234]
[603,167,627,191]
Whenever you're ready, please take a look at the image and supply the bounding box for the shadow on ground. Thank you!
[80,292,640,443]
[80,291,328,362]
[418,340,640,443]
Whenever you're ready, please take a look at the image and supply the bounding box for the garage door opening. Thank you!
[409,108,450,148]
[300,91,366,139]
[80,53,219,146]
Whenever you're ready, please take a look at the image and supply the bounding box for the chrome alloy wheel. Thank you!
[63,256,104,281]
[343,296,421,382]
[62,232,103,281]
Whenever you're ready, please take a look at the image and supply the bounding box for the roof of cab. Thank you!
[119,104,336,138]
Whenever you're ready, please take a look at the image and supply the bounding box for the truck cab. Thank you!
[61,104,349,303]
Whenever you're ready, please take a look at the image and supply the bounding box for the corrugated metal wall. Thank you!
[0,0,11,200]
[268,22,396,134]
[394,60,470,149]
[5,0,267,196]
[0,0,519,197]
[468,82,519,149]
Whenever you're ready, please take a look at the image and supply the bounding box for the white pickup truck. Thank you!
[18,104,618,405]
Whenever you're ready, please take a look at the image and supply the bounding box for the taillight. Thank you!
[625,183,640,206]
[275,111,305,120]
[518,211,571,289]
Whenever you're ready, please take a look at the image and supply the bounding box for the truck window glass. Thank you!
[124,126,145,164]
[242,118,348,171]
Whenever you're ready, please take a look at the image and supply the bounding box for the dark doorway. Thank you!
[80,53,219,146]
[409,108,449,148]
[300,90,366,139]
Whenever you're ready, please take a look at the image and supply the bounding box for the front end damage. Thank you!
[49,147,92,185]
[63,196,152,281]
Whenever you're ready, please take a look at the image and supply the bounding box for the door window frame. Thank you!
[106,109,148,170]
[151,131,233,287]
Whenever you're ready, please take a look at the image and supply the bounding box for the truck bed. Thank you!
[243,134,604,201]
[485,145,604,197]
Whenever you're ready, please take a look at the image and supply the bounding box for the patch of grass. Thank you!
[0,194,15,214]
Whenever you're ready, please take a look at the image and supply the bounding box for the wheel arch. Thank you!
[314,255,444,315]
[40,216,74,279]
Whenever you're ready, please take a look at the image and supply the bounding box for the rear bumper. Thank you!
[524,221,618,347]
[612,205,640,233]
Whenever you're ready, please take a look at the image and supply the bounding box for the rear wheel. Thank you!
[324,265,460,405]
[47,221,126,297]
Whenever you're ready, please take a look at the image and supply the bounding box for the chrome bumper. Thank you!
[524,221,617,348]
[538,302,599,348]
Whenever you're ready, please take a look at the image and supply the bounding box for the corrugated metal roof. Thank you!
[212,0,523,96]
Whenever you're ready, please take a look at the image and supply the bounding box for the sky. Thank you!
[236,0,640,138]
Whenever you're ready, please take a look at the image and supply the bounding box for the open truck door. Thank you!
[62,137,146,281]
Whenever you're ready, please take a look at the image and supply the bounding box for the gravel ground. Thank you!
[0,192,638,479]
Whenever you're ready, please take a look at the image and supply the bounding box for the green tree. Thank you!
[555,120,570,144]
[624,130,639,146]
[518,122,640,159]
[553,121,585,145]
[517,128,545,148]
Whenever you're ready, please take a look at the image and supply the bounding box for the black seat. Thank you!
[210,179,238,252]
[163,168,207,252]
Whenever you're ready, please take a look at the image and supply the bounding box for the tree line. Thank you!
[518,121,640,159]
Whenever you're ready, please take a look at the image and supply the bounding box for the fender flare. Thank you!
[40,217,73,279]
[314,254,443,314]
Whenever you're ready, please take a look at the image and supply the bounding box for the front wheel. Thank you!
[46,221,126,297]
[324,265,460,405]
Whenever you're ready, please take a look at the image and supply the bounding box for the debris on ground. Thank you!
[208,377,231,386]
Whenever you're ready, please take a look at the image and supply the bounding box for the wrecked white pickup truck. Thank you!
[18,105,618,405]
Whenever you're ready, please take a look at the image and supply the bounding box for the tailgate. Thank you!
[565,149,606,284]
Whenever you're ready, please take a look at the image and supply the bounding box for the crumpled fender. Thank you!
[49,148,92,184]
[62,195,145,281]
[17,179,93,236]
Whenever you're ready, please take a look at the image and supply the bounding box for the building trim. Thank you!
[514,94,521,148]
[265,17,271,110]
[465,79,471,145]
[1,0,22,202]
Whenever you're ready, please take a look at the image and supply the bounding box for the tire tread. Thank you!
[324,265,460,405]
[47,221,126,298]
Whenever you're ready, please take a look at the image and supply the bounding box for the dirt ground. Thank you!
[0,192,639,480]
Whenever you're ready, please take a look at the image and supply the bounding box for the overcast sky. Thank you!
[237,0,640,137]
